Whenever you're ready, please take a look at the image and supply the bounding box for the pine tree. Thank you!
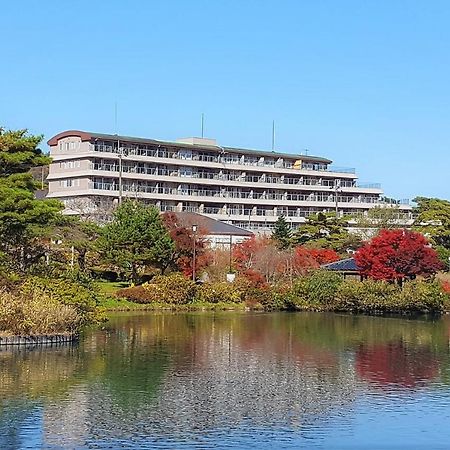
[271,215,292,249]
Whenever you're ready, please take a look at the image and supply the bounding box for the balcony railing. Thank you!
[89,162,373,189]
[89,181,386,205]
[91,143,355,174]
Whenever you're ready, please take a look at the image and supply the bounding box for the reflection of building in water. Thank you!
[42,388,90,448]
[39,325,358,445]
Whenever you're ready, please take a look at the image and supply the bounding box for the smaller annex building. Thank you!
[170,212,253,248]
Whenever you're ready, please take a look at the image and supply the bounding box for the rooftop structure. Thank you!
[46,130,412,231]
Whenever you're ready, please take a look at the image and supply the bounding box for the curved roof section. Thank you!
[47,130,332,164]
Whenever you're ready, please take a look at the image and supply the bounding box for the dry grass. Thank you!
[0,289,81,336]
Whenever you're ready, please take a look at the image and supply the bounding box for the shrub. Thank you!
[334,279,399,312]
[0,289,81,335]
[396,280,445,313]
[20,276,101,325]
[334,279,446,313]
[142,273,197,304]
[196,282,242,304]
[116,285,150,303]
[288,270,343,309]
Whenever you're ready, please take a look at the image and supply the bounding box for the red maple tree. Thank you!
[162,212,211,277]
[355,229,442,281]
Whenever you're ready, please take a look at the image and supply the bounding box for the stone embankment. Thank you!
[0,333,77,346]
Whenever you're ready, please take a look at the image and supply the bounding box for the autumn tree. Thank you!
[232,237,333,285]
[162,212,211,277]
[355,229,442,282]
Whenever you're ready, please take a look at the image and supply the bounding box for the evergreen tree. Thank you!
[0,127,61,271]
[99,201,175,283]
[291,212,360,254]
[271,215,292,249]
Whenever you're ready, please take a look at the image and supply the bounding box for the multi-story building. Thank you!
[46,130,412,231]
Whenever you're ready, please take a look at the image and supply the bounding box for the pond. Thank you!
[2,311,450,449]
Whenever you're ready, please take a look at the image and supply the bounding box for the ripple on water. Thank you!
[2,312,450,449]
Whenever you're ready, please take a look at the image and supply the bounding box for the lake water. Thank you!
[2,312,450,449]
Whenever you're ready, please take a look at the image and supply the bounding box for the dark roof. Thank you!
[47,130,332,164]
[170,212,253,237]
[322,258,359,272]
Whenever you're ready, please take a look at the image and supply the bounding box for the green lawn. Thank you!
[94,280,129,296]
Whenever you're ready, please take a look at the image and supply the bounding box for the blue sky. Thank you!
[1,0,450,200]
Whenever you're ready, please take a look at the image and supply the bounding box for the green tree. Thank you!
[51,217,102,272]
[0,128,61,271]
[271,215,292,249]
[291,212,360,254]
[413,197,450,267]
[0,128,49,176]
[99,201,174,283]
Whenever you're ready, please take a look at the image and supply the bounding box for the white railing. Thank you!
[92,143,355,174]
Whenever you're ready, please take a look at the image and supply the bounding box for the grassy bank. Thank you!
[98,296,249,312]
[101,271,450,315]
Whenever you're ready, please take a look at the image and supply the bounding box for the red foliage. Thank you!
[294,247,340,268]
[356,343,438,387]
[162,212,211,277]
[441,280,450,294]
[355,229,443,281]
[233,237,340,283]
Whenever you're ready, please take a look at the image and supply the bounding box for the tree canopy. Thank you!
[0,128,61,270]
[291,212,360,254]
[271,215,292,249]
[355,229,442,282]
[99,201,174,283]
[0,128,50,176]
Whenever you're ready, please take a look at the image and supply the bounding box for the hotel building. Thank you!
[46,130,412,231]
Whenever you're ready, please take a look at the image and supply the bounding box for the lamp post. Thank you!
[192,224,197,282]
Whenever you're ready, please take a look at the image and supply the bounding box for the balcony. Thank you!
[88,181,385,205]
[91,143,355,175]
[89,162,371,190]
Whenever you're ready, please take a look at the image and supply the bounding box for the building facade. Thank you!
[46,130,412,231]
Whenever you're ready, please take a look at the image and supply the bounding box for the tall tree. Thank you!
[291,213,360,254]
[355,229,442,282]
[0,128,49,176]
[413,197,450,265]
[0,128,61,271]
[162,212,211,277]
[271,215,292,249]
[99,201,174,283]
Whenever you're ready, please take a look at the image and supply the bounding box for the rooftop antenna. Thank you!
[114,101,118,135]
[271,120,275,151]
[201,113,205,138]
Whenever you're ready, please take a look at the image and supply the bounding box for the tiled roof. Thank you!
[171,212,253,237]
[322,258,359,272]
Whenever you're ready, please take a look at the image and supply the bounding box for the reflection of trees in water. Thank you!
[3,312,450,447]
[356,342,439,388]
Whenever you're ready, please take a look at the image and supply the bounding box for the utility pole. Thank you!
[229,234,233,273]
[118,136,123,204]
[192,224,198,281]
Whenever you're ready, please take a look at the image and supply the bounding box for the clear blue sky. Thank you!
[2,0,450,201]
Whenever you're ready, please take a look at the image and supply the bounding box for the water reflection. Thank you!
[1,312,450,449]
